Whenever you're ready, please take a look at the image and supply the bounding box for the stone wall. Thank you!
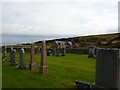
[66,48,89,54]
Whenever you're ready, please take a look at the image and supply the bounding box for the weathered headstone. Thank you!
[47,50,50,56]
[56,48,60,56]
[19,48,26,69]
[29,43,36,70]
[75,80,91,89]
[88,46,95,58]
[92,48,120,89]
[39,40,48,74]
[9,47,13,62]
[11,49,18,66]
[61,48,66,56]
[35,47,40,54]
[2,46,7,60]
[52,48,56,56]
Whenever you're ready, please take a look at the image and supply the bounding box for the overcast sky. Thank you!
[0,0,119,45]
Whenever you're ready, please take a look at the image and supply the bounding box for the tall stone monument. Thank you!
[19,48,26,69]
[29,43,36,70]
[92,48,120,90]
[2,46,7,60]
[39,40,48,74]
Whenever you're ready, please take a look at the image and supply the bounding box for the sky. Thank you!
[0,0,119,45]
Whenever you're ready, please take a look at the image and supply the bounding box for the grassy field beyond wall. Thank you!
[2,53,96,88]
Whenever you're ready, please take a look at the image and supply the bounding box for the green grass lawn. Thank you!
[2,53,96,88]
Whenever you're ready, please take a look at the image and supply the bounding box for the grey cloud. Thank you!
[2,1,118,39]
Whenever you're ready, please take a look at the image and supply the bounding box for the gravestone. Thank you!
[9,47,13,62]
[39,40,48,74]
[56,48,60,56]
[11,49,18,66]
[92,48,120,89]
[19,48,26,69]
[61,48,66,56]
[35,47,40,54]
[75,80,91,89]
[52,48,56,56]
[47,50,50,56]
[29,43,36,70]
[88,46,95,58]
[2,46,7,60]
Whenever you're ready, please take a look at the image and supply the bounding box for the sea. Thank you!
[1,34,77,46]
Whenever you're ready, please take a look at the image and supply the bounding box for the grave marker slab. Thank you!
[9,47,13,62]
[2,46,7,60]
[52,48,56,56]
[93,48,120,90]
[88,46,95,58]
[61,48,66,56]
[19,48,26,69]
[56,48,60,56]
[11,49,18,66]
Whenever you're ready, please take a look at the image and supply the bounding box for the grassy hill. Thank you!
[5,33,120,48]
[35,33,120,48]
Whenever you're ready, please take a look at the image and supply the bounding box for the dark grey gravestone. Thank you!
[9,47,13,62]
[92,48,120,90]
[61,48,66,56]
[18,48,26,69]
[52,48,56,56]
[13,49,18,66]
[75,80,91,89]
[88,46,95,58]
[47,50,50,56]
[2,46,7,60]
[11,49,18,66]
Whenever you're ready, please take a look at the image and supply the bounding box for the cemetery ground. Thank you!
[2,53,96,88]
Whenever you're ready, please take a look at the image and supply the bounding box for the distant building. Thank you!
[52,41,73,49]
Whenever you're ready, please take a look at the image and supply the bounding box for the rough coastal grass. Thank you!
[2,53,96,88]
